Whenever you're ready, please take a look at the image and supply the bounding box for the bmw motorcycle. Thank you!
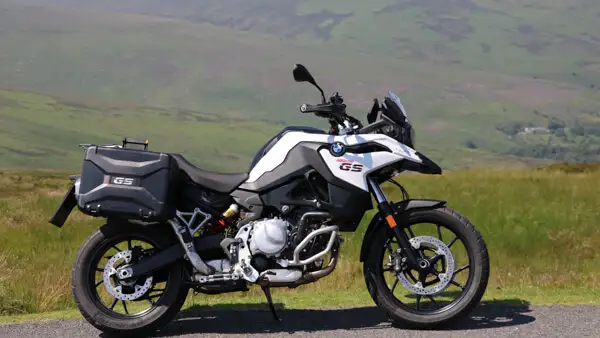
[49,64,489,335]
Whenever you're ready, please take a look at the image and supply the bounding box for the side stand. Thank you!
[261,287,282,322]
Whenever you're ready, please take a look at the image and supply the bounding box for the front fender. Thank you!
[359,199,447,262]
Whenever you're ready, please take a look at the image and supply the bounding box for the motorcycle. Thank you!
[49,64,489,335]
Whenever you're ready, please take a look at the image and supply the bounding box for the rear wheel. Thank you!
[71,222,189,336]
[363,207,489,329]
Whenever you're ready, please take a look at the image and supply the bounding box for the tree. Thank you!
[547,118,565,131]
[571,123,585,136]
[495,121,523,135]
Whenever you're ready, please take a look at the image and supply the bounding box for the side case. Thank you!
[76,146,178,221]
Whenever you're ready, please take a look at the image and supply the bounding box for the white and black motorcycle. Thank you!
[49,64,489,335]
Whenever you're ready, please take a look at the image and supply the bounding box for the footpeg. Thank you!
[261,287,281,322]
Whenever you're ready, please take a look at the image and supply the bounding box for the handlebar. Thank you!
[299,103,334,114]
[299,101,350,133]
[299,92,395,136]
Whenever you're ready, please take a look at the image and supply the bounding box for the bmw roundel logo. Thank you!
[330,142,346,156]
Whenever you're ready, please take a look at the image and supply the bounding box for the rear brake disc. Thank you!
[103,250,153,301]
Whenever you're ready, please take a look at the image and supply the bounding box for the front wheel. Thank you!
[71,222,189,336]
[363,207,489,329]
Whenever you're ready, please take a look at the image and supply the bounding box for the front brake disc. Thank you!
[396,236,455,296]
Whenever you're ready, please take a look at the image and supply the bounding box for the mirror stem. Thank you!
[316,86,326,104]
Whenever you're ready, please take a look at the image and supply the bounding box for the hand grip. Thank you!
[299,103,335,114]
[300,104,318,113]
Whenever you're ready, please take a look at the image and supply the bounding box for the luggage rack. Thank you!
[78,137,150,151]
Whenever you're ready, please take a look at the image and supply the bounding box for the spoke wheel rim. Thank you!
[87,234,171,318]
[379,222,475,315]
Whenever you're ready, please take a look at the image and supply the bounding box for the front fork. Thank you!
[367,176,424,269]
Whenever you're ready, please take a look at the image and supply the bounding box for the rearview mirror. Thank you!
[293,63,326,103]
[293,64,316,85]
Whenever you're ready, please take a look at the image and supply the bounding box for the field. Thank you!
[0,1,600,169]
[0,167,599,318]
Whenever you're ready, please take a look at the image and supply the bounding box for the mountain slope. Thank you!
[18,0,600,87]
[0,2,599,168]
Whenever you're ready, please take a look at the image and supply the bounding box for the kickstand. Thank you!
[261,287,282,322]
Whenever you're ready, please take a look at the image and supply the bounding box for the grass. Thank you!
[0,166,599,320]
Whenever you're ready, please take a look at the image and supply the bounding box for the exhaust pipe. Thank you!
[292,237,341,287]
[257,236,342,288]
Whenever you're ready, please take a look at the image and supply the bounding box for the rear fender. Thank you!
[359,199,446,262]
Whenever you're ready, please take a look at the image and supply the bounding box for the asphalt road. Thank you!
[0,302,598,338]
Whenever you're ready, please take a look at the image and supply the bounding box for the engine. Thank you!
[196,214,341,287]
[242,215,337,273]
[247,218,291,258]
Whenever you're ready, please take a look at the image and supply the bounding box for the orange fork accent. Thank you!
[385,215,397,228]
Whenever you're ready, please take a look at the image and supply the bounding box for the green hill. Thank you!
[0,1,599,169]
[0,90,284,171]
[0,89,545,171]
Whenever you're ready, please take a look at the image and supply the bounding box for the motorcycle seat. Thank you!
[170,154,248,194]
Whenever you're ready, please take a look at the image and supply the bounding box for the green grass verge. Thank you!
[1,167,599,319]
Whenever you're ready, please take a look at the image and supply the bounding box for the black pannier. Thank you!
[76,145,178,221]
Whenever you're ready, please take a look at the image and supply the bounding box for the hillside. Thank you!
[0,90,283,171]
[0,89,543,171]
[0,2,599,169]
[20,0,600,87]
